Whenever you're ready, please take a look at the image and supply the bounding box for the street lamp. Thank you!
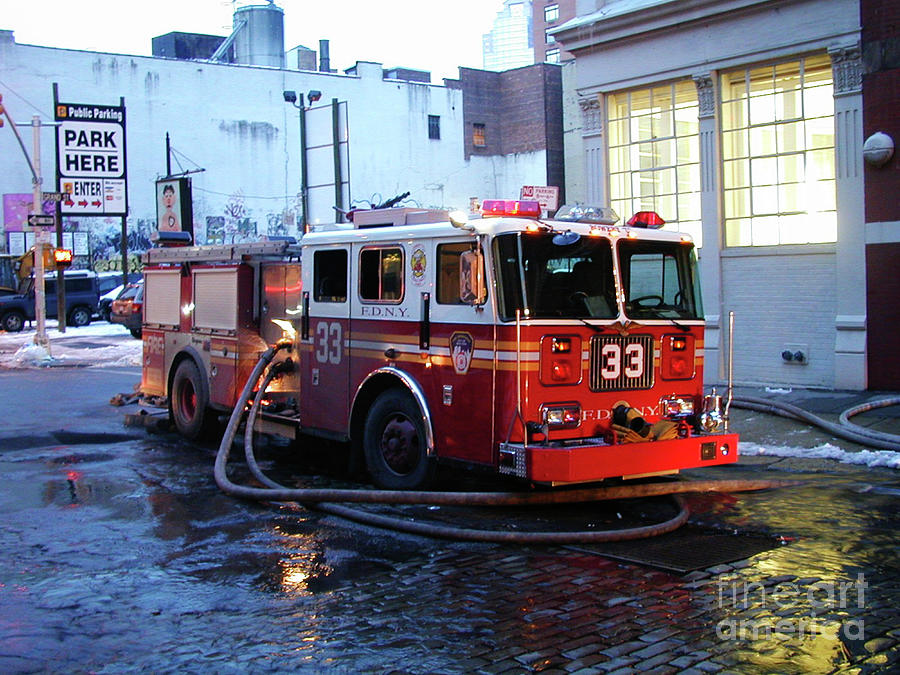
[284,90,323,233]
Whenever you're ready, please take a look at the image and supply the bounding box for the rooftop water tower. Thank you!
[233,2,285,68]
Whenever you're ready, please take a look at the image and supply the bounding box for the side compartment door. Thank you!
[300,247,350,434]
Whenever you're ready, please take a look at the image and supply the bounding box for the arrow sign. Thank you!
[27,214,55,227]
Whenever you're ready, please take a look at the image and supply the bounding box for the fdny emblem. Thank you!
[410,247,427,285]
[450,332,474,375]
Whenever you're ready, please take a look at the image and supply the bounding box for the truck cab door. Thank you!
[300,248,350,435]
[426,240,496,465]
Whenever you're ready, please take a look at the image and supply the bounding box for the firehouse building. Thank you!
[555,0,896,392]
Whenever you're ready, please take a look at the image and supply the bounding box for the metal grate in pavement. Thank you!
[571,525,784,574]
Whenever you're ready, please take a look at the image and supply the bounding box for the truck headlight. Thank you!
[659,395,694,419]
[541,403,581,428]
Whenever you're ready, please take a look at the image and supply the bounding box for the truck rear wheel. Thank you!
[170,359,211,440]
[363,389,435,490]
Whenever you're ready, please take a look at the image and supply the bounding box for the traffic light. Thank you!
[53,248,74,270]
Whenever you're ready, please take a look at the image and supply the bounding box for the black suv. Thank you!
[0,271,100,332]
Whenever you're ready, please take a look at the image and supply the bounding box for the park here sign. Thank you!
[55,101,127,216]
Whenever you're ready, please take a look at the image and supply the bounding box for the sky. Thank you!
[2,0,506,83]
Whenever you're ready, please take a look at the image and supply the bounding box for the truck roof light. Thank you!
[626,211,665,228]
[481,199,542,218]
[554,204,619,225]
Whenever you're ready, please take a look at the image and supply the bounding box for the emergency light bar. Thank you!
[554,204,619,225]
[481,199,542,218]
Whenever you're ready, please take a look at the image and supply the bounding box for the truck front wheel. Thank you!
[363,389,435,490]
[170,359,211,440]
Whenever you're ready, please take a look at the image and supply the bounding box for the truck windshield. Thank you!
[618,239,703,320]
[493,232,617,320]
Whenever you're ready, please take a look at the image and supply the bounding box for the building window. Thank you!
[720,54,835,246]
[473,123,486,148]
[545,30,556,45]
[545,48,560,64]
[606,80,702,245]
[544,4,559,22]
[428,114,440,140]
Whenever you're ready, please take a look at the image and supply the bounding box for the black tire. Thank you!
[170,359,211,440]
[68,306,92,327]
[1,311,26,333]
[130,326,142,339]
[363,388,435,490]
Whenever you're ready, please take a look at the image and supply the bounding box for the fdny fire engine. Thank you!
[139,200,737,490]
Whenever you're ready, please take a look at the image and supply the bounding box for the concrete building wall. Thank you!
[722,249,837,388]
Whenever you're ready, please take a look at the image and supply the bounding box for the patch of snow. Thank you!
[0,321,141,369]
[764,387,793,394]
[740,441,900,470]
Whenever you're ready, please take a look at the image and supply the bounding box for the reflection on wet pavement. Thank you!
[0,433,897,673]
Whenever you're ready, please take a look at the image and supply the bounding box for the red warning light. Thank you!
[626,211,666,229]
[481,199,542,218]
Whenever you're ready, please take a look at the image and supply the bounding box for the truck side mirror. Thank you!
[459,249,486,305]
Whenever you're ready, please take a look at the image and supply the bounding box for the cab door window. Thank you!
[313,249,348,302]
[359,247,403,302]
[436,242,486,305]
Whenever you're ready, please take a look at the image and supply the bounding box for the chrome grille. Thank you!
[589,334,655,391]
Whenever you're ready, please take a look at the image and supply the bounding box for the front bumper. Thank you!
[498,433,739,484]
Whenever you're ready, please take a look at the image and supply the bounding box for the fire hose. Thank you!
[213,343,797,544]
[731,395,900,452]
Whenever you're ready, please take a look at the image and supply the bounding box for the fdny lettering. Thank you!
[360,306,408,318]
[582,404,661,421]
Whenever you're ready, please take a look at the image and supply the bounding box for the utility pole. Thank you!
[31,115,50,351]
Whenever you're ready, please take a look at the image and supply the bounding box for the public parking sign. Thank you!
[55,101,127,216]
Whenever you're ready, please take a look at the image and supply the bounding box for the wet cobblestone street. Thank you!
[0,370,898,673]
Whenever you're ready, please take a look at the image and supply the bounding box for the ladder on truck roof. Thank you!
[142,240,300,264]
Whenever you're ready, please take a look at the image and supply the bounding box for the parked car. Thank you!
[109,280,143,338]
[0,270,100,332]
[96,272,141,321]
[98,284,124,322]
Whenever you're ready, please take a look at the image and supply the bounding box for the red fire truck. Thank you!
[140,201,737,489]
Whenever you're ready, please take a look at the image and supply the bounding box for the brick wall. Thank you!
[457,64,565,199]
[862,0,900,223]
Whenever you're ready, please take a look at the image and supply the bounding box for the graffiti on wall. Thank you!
[4,190,304,269]
[204,191,300,244]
